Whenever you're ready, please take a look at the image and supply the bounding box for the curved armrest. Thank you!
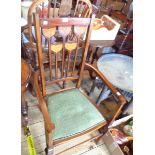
[85,63,126,104]
[34,71,55,133]
[84,63,127,122]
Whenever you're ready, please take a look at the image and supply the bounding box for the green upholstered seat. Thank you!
[47,89,106,140]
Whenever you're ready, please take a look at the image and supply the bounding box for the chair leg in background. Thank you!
[91,47,99,64]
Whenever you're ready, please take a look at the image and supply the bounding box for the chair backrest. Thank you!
[27,0,62,45]
[73,0,92,17]
[34,13,94,96]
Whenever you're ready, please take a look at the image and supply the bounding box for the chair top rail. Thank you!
[40,17,91,27]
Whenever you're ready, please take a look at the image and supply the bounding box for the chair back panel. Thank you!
[34,13,94,96]
[28,0,62,45]
[74,0,92,17]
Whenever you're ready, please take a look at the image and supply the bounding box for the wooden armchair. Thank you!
[33,12,126,155]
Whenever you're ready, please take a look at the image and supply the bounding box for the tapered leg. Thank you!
[45,146,54,155]
[45,131,54,155]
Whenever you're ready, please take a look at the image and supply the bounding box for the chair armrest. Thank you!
[84,63,127,122]
[34,71,55,133]
[85,63,126,104]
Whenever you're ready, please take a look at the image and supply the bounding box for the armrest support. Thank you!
[84,63,127,123]
[34,71,55,133]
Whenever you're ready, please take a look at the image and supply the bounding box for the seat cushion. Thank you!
[47,89,106,140]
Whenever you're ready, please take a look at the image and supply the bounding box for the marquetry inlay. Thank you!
[51,43,63,53]
[65,42,77,51]
[42,27,56,38]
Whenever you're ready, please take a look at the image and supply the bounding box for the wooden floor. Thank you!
[21,70,113,155]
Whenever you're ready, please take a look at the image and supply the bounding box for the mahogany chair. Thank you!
[33,12,126,155]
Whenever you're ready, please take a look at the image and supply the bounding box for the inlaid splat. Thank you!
[42,27,56,38]
[34,15,94,95]
[65,42,77,51]
[51,43,63,53]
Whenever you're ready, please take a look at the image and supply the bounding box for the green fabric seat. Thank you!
[47,89,106,140]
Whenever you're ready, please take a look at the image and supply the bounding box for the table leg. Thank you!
[96,85,111,106]
[122,96,133,114]
[91,47,99,64]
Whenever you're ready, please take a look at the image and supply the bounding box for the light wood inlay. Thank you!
[51,43,63,53]
[65,42,77,51]
[42,27,56,38]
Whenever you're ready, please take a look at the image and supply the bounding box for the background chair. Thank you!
[108,0,133,30]
[73,0,92,17]
[58,0,72,17]
[114,21,133,57]
[33,11,126,155]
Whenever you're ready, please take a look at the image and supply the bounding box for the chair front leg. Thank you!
[94,124,109,145]
[45,130,54,155]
